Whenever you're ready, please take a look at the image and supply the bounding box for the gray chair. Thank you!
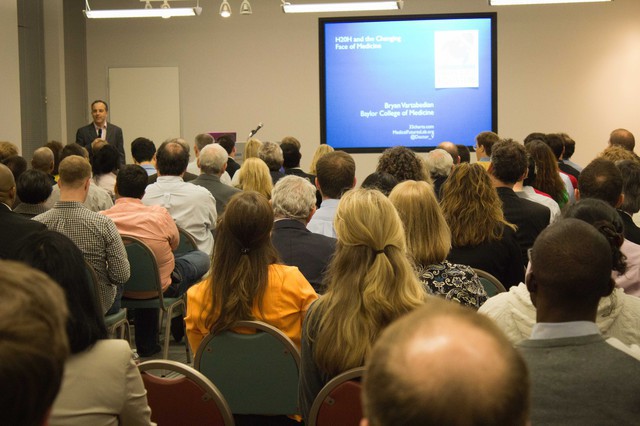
[121,235,190,361]
[194,320,300,416]
[473,268,507,297]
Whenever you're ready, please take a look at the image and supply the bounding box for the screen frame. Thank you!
[319,12,498,153]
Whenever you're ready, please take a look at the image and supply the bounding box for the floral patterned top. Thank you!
[416,260,487,309]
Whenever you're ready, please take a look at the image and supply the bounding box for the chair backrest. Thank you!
[194,320,301,415]
[473,268,507,297]
[139,359,234,426]
[307,367,365,426]
[121,235,164,298]
[174,227,198,255]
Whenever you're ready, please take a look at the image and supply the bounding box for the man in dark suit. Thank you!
[615,159,640,245]
[0,163,46,260]
[75,100,125,166]
[191,143,241,215]
[215,134,240,179]
[490,140,550,265]
[271,175,336,294]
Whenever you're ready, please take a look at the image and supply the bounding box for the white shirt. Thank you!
[617,239,640,296]
[307,199,339,238]
[560,172,575,203]
[142,175,217,255]
[517,186,561,224]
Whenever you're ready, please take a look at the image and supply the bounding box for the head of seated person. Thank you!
[17,169,53,205]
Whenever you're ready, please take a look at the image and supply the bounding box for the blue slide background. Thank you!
[322,17,495,150]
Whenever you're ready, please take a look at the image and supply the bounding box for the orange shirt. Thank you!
[185,264,318,353]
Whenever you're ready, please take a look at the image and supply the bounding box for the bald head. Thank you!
[0,163,16,206]
[363,300,529,426]
[437,141,460,164]
[609,128,635,151]
[31,147,54,174]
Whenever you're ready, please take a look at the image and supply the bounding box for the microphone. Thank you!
[98,128,103,138]
[248,122,263,138]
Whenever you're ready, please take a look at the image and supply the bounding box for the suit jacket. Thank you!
[190,173,241,215]
[271,219,336,294]
[497,187,550,265]
[226,157,240,178]
[619,210,640,245]
[75,122,125,166]
[0,203,47,260]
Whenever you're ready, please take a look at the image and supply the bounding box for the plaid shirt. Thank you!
[34,201,130,313]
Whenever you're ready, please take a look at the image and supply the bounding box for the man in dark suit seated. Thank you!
[615,160,640,245]
[75,100,125,166]
[0,163,47,260]
[490,139,550,264]
[216,134,240,179]
[271,175,336,294]
[191,143,241,215]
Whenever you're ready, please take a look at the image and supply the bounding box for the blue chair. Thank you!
[194,320,300,416]
[121,235,190,361]
[473,268,507,297]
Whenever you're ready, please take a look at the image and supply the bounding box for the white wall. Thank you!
[1,0,22,150]
[83,0,640,184]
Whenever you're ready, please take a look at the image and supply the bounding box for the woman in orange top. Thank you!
[185,191,318,353]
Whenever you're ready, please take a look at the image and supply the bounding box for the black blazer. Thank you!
[75,122,125,166]
[271,219,336,294]
[226,158,240,179]
[619,210,640,245]
[0,203,47,260]
[497,187,550,265]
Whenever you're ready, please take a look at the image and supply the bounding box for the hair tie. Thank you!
[375,249,385,255]
[240,248,250,255]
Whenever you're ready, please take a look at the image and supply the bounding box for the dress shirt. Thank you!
[530,321,600,340]
[101,197,179,295]
[516,185,560,224]
[140,163,156,176]
[307,199,340,238]
[34,201,130,313]
[142,175,216,255]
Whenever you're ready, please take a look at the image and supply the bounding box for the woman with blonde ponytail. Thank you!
[298,189,427,423]
[185,191,317,354]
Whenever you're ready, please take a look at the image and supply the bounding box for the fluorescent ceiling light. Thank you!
[490,0,611,5]
[282,1,403,13]
[85,7,201,18]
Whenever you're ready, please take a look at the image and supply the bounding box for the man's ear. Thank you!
[616,193,625,208]
[487,162,494,175]
[315,177,321,191]
[574,188,580,201]
[306,206,317,224]
[525,269,538,307]
[360,418,369,426]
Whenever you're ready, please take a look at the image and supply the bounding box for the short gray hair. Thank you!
[424,149,453,178]
[199,143,228,175]
[258,141,284,171]
[271,175,317,220]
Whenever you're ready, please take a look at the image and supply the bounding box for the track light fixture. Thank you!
[240,0,253,15]
[220,0,232,17]
[84,0,201,19]
[490,0,611,4]
[281,0,403,13]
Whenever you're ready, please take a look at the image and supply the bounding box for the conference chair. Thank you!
[194,320,300,416]
[139,359,234,426]
[174,226,198,255]
[473,268,507,297]
[121,235,190,361]
[307,366,366,426]
[85,261,130,343]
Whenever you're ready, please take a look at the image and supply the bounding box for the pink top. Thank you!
[101,197,179,297]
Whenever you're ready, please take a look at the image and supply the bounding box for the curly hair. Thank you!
[376,146,427,182]
[598,145,638,163]
[440,163,515,247]
[526,140,568,206]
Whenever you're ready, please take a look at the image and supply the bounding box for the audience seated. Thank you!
[514,155,561,224]
[0,260,70,426]
[0,140,19,161]
[546,133,580,181]
[16,231,154,425]
[235,157,273,199]
[217,134,240,178]
[0,163,47,260]
[599,144,638,163]
[616,159,640,245]
[281,137,315,184]
[362,299,530,426]
[423,148,452,198]
[308,144,334,176]
[390,180,487,309]
[307,151,356,238]
[609,128,636,152]
[191,143,241,215]
[517,219,640,425]
[31,146,56,186]
[230,137,262,186]
[376,146,428,183]
[14,169,52,217]
[148,138,199,183]
[360,171,398,196]
[298,188,427,423]
[526,139,572,207]
[2,154,28,207]
[271,175,336,294]
[185,191,317,353]
[143,140,217,255]
[441,163,524,288]
[479,199,640,345]
[187,133,214,176]
[457,144,471,163]
[474,131,500,168]
[560,132,582,172]
[437,141,460,164]
[259,141,285,185]
[490,139,550,264]
[130,137,157,176]
[34,155,130,315]
[102,165,210,357]
[91,143,119,198]
[46,143,114,212]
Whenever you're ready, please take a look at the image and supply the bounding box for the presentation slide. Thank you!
[320,14,496,152]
